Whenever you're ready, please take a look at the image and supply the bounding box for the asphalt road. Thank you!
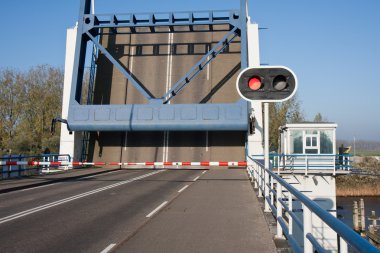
[0,169,203,253]
[0,168,277,253]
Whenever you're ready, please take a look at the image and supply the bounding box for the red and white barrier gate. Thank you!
[0,161,249,167]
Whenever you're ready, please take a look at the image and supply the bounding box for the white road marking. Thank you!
[100,243,116,253]
[206,131,209,152]
[124,46,134,151]
[19,183,59,192]
[163,32,173,164]
[193,176,200,181]
[81,175,96,179]
[202,171,207,174]
[0,170,163,225]
[146,201,168,218]
[178,185,189,193]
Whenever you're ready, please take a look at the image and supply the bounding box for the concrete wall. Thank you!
[283,175,338,252]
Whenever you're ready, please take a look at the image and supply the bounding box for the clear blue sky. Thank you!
[0,0,379,141]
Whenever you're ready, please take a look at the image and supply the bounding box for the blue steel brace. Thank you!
[67,0,250,131]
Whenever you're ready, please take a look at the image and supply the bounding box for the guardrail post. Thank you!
[276,181,283,238]
[303,204,313,253]
[288,191,293,235]
[339,237,348,253]
[264,170,270,212]
[258,164,263,197]
[253,165,258,188]
[270,174,274,208]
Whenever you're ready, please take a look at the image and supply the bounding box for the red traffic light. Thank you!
[236,66,297,102]
[248,76,262,91]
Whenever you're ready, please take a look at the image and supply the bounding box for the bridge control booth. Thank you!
[278,123,339,173]
[275,123,349,252]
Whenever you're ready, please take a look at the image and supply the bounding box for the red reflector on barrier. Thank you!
[2,160,249,167]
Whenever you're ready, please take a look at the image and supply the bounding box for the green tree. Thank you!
[0,65,63,155]
[269,95,304,151]
[0,69,25,153]
[313,112,327,123]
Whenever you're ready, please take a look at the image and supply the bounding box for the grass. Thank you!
[336,157,380,196]
[336,175,380,196]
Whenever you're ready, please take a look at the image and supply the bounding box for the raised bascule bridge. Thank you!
[0,1,378,252]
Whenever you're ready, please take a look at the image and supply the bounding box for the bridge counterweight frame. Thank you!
[67,0,250,131]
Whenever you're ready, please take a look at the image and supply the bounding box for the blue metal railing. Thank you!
[247,156,378,253]
[1,154,71,179]
[250,153,352,175]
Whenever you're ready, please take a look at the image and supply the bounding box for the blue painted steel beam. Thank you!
[68,101,248,131]
[66,0,250,132]
[81,10,241,33]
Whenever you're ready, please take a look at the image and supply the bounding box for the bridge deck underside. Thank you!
[88,26,245,162]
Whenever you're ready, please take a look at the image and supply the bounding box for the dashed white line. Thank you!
[193,176,200,181]
[202,171,207,174]
[178,185,189,193]
[146,201,168,218]
[81,175,96,179]
[100,243,116,253]
[0,170,163,225]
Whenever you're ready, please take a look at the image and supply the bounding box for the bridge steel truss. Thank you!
[66,0,250,131]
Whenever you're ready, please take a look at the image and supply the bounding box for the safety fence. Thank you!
[0,161,248,168]
[247,156,378,253]
[0,154,71,179]
[261,153,352,175]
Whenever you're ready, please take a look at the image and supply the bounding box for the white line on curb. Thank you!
[193,176,200,181]
[146,201,168,218]
[178,185,189,193]
[100,243,116,253]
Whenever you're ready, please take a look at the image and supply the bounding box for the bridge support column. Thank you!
[59,26,83,161]
[246,22,264,157]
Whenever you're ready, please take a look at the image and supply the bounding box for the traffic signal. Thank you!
[236,66,297,102]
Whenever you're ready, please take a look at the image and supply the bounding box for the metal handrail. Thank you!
[248,157,379,253]
[0,154,71,161]
[1,154,72,179]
